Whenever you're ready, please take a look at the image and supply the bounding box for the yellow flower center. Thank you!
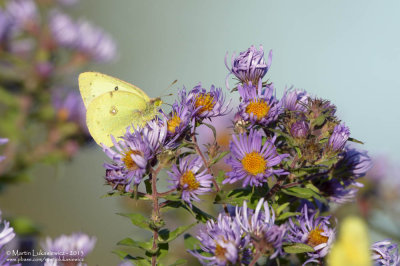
[215,243,227,260]
[180,170,200,191]
[195,93,215,114]
[57,108,70,121]
[308,228,329,247]
[241,151,267,175]
[122,150,141,170]
[167,113,181,134]
[245,99,270,120]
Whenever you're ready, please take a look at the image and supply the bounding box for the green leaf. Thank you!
[294,147,302,158]
[160,201,214,223]
[112,250,146,261]
[158,222,197,243]
[202,122,217,140]
[348,137,364,144]
[282,187,315,199]
[210,151,229,165]
[156,243,169,260]
[144,179,152,194]
[215,170,226,185]
[169,259,188,266]
[312,114,327,127]
[101,191,132,199]
[117,213,152,231]
[275,202,290,216]
[183,234,200,250]
[283,243,315,254]
[276,212,301,221]
[117,238,155,253]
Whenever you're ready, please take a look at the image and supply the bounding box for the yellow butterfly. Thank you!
[78,72,162,147]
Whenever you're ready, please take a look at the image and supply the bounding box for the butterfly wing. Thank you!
[86,90,150,147]
[79,72,150,108]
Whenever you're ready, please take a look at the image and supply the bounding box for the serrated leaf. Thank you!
[276,212,301,221]
[283,243,315,253]
[117,238,155,253]
[117,213,152,231]
[158,222,197,243]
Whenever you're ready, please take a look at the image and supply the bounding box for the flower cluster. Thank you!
[97,45,383,266]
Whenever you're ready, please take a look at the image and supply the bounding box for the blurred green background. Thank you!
[1,0,400,265]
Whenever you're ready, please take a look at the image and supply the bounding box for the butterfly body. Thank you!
[78,72,161,147]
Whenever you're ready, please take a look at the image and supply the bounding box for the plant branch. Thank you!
[151,165,162,266]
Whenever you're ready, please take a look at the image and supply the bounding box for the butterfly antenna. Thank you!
[160,79,178,97]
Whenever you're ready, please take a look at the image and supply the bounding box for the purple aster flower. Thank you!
[165,101,192,139]
[287,204,336,265]
[0,138,9,162]
[225,45,272,88]
[49,10,79,49]
[316,178,362,204]
[75,20,116,62]
[179,84,231,120]
[167,156,212,205]
[371,240,400,266]
[6,0,38,27]
[236,199,286,259]
[282,88,309,112]
[52,88,88,133]
[140,118,170,152]
[224,129,289,187]
[102,131,152,190]
[237,80,282,127]
[328,124,350,152]
[290,120,310,139]
[42,233,96,262]
[190,213,251,265]
[333,146,372,181]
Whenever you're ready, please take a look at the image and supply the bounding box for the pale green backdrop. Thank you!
[1,0,399,265]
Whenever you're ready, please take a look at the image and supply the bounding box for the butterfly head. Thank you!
[151,97,163,107]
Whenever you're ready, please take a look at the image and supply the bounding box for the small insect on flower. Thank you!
[190,213,251,265]
[225,45,272,88]
[237,80,282,127]
[167,156,213,206]
[287,204,336,265]
[224,129,288,187]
